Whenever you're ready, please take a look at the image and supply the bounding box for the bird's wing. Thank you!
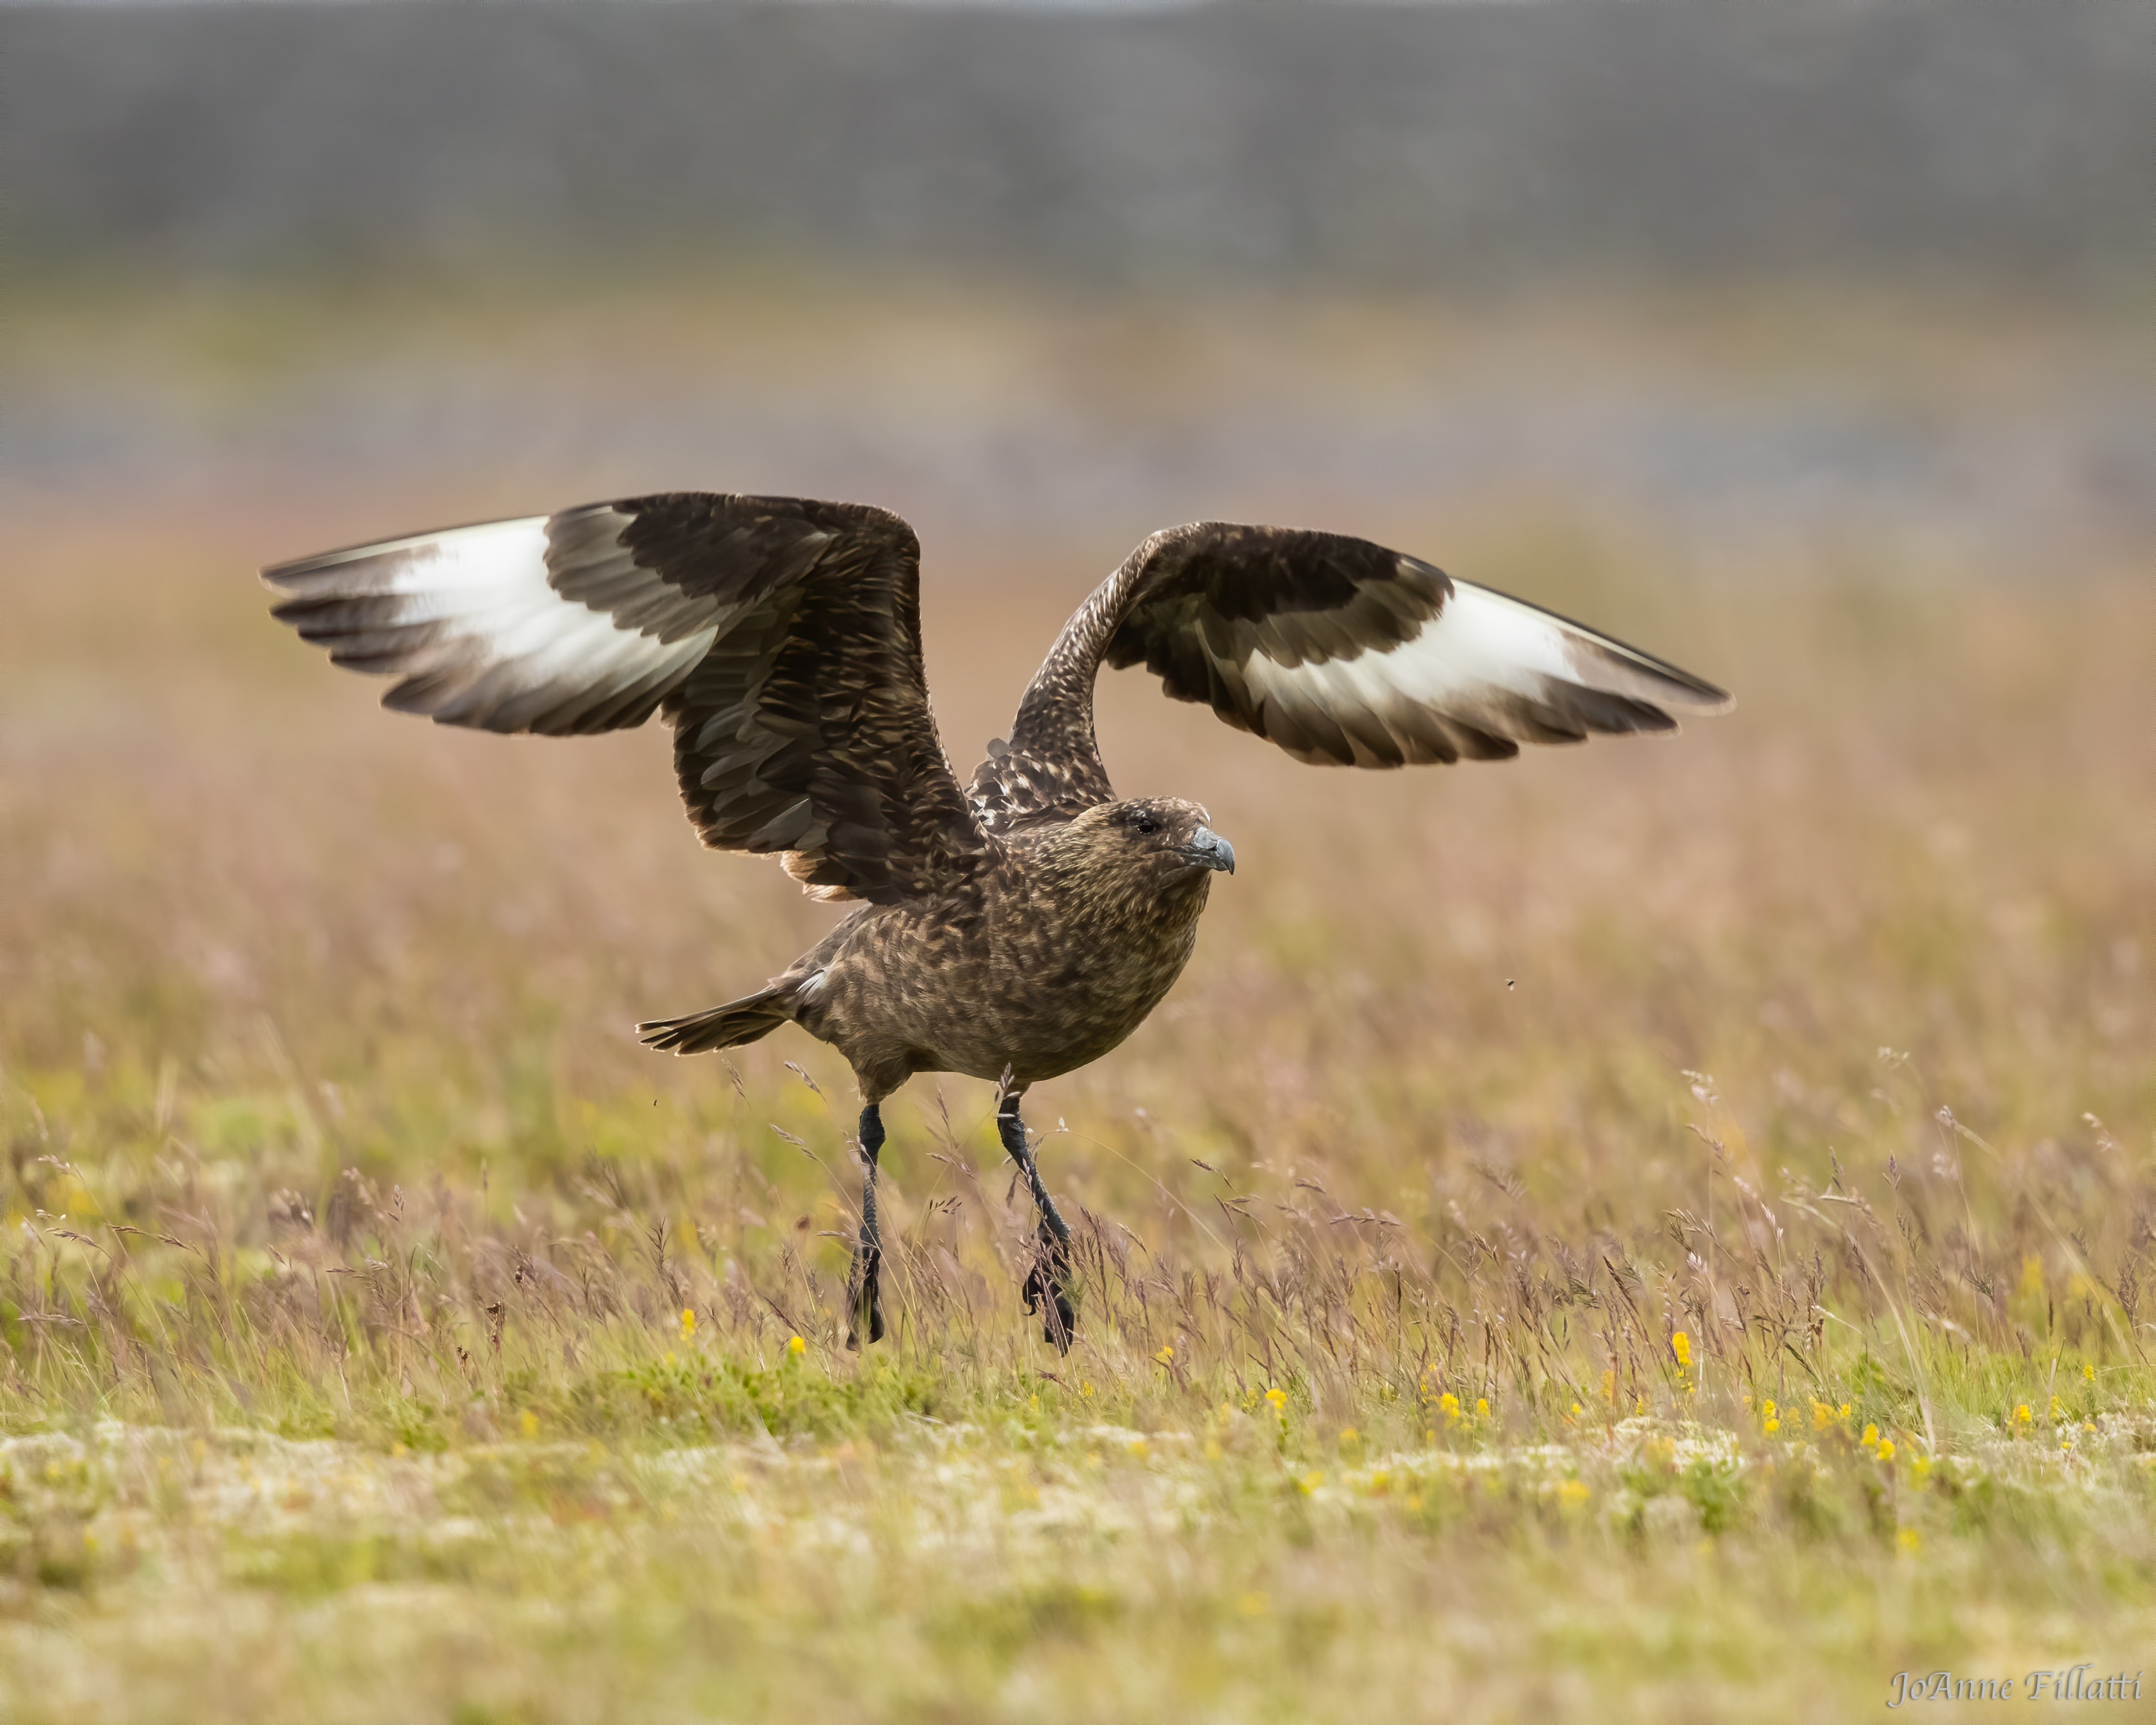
[979,521,1729,820]
[264,492,991,904]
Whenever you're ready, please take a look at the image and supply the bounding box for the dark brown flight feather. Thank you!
[973,520,1731,829]
[264,492,1729,1347]
[266,494,987,906]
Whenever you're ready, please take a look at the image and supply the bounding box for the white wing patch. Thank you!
[1234,575,1729,766]
[264,515,724,735]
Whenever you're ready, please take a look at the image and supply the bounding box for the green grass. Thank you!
[5,1369,2156,1720]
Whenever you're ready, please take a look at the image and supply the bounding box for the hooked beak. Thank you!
[1180,824,1236,875]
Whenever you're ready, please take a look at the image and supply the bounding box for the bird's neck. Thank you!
[1032,855,1212,941]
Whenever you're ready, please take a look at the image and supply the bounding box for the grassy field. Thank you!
[4,289,2155,1721]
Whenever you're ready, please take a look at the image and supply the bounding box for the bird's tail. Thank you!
[638,984,796,1055]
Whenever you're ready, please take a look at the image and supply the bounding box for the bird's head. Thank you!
[1042,797,1235,899]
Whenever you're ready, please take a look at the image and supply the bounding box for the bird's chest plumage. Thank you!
[800,867,1210,1087]
[983,876,1208,1069]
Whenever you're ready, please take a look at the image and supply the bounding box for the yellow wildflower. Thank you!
[788,1334,807,1356]
[1338,1427,1359,1445]
[1265,1386,1288,1413]
[1861,1423,1880,1450]
[678,1307,695,1341]
[2084,1362,2097,1382]
[1556,1478,1591,1506]
[1298,1470,1324,1494]
[1475,1398,1490,1419]
[1671,1330,1692,1369]
[1154,1345,1174,1365]
[1876,1439,1896,1463]
[2048,1394,2063,1421]
[519,1410,539,1439]
[2014,1403,2032,1426]
[1896,1527,1921,1555]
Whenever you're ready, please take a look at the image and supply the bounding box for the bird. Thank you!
[262,492,1731,1349]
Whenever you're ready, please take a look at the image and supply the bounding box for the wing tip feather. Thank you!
[1581,636,1734,716]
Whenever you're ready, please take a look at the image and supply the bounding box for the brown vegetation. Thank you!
[2,289,2152,1720]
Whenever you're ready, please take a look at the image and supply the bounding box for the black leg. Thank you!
[846,1104,887,1348]
[996,1086,1076,1350]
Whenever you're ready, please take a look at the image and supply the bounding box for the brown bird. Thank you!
[262,492,1730,1347]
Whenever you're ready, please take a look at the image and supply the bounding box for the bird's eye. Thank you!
[1134,817,1159,836]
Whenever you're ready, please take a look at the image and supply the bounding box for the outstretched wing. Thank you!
[264,492,991,904]
[976,521,1730,824]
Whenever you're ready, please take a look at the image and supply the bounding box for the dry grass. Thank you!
[3,288,2155,1721]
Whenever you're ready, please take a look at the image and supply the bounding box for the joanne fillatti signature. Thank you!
[1888,1666,2143,1706]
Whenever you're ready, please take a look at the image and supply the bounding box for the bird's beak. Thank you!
[1181,825,1236,875]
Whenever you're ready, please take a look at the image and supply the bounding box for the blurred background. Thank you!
[6,15,2156,1711]
[3,0,2151,1213]
[8,0,2153,556]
